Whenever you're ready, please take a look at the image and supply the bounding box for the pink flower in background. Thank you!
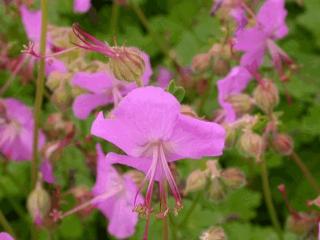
[234,0,290,73]
[20,5,67,75]
[74,0,91,13]
[72,53,152,119]
[0,232,14,240]
[235,0,288,71]
[217,66,252,123]
[91,86,225,238]
[92,145,142,239]
[0,98,45,161]
[157,67,172,88]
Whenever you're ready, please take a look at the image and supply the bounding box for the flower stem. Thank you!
[290,151,320,194]
[260,160,282,239]
[110,0,120,36]
[0,209,16,238]
[178,191,201,227]
[31,0,48,188]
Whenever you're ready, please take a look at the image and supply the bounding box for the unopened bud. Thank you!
[208,178,227,202]
[212,58,230,76]
[253,80,279,114]
[205,160,221,180]
[27,179,51,225]
[109,47,145,85]
[221,168,246,190]
[272,133,294,156]
[227,94,253,115]
[286,213,314,235]
[192,53,211,72]
[239,130,263,161]
[184,170,207,195]
[200,226,227,240]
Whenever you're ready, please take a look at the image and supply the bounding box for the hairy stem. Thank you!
[0,209,15,237]
[260,160,282,239]
[290,151,320,194]
[31,0,48,188]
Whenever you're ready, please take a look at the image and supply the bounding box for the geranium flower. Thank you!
[20,5,67,75]
[0,98,45,161]
[72,54,152,119]
[91,86,225,238]
[73,0,91,13]
[234,0,293,75]
[217,66,252,123]
[92,144,143,239]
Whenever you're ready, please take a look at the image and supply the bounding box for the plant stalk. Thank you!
[31,0,48,188]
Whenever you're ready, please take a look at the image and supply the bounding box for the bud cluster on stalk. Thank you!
[199,226,227,240]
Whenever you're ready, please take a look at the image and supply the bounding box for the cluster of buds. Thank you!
[184,160,246,203]
[226,93,254,117]
[192,43,232,76]
[44,113,74,140]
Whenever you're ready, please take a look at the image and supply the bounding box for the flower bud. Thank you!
[109,47,145,85]
[205,160,221,180]
[272,133,294,156]
[184,170,207,195]
[253,80,279,114]
[208,178,227,202]
[212,58,230,76]
[200,226,227,240]
[27,180,51,225]
[192,53,211,72]
[221,168,246,190]
[227,94,253,115]
[239,130,263,161]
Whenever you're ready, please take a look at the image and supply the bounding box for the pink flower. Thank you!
[234,0,290,73]
[73,0,91,13]
[0,232,14,240]
[156,67,172,88]
[0,98,45,161]
[91,86,225,238]
[92,144,142,239]
[72,53,152,119]
[20,5,67,75]
[217,66,252,123]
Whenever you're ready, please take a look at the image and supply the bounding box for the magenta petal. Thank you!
[91,87,180,157]
[20,5,42,42]
[73,0,91,13]
[157,67,172,88]
[72,72,114,93]
[168,114,226,161]
[257,0,288,39]
[72,93,113,119]
[141,51,153,86]
[230,7,247,31]
[0,232,14,240]
[3,98,33,124]
[92,146,141,239]
[217,66,252,122]
[40,160,55,184]
[45,58,67,75]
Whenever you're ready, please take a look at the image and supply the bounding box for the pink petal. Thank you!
[168,114,226,161]
[257,0,288,39]
[0,232,14,240]
[45,58,67,76]
[72,72,114,93]
[73,0,91,13]
[217,66,252,122]
[72,93,113,119]
[20,5,41,42]
[40,160,55,184]
[156,67,172,88]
